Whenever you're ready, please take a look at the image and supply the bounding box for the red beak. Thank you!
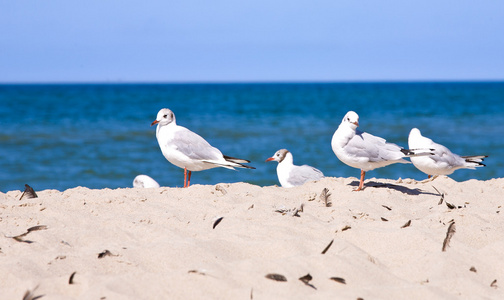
[265,157,275,162]
[353,121,359,127]
[151,120,159,126]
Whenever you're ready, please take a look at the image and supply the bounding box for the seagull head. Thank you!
[342,111,359,129]
[408,128,424,144]
[151,108,176,126]
[409,128,422,137]
[266,149,289,163]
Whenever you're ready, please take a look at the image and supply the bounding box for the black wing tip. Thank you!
[223,155,255,169]
[401,148,435,156]
[461,155,488,166]
[239,164,256,170]
[223,155,251,163]
[400,148,419,156]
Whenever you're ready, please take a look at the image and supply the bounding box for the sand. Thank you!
[1,176,503,299]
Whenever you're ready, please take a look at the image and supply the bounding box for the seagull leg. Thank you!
[187,171,192,187]
[354,170,366,191]
[420,175,438,183]
[183,168,188,188]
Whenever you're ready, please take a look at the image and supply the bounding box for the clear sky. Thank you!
[1,1,503,83]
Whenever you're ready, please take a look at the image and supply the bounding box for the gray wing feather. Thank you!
[174,128,224,161]
[430,144,466,167]
[287,165,324,186]
[346,130,404,162]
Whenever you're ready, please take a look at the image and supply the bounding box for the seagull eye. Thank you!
[163,114,168,118]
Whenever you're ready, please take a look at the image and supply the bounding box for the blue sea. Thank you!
[1,82,503,192]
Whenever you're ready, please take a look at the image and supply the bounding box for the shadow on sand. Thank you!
[349,180,439,196]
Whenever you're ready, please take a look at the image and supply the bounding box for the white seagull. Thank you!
[151,108,255,187]
[331,111,432,191]
[408,128,487,180]
[266,149,324,188]
[133,175,160,188]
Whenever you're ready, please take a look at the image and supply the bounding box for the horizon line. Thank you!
[1,79,503,85]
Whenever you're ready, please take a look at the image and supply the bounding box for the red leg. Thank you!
[183,168,188,188]
[354,170,366,191]
[187,171,192,187]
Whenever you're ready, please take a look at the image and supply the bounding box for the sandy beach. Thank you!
[1,176,503,299]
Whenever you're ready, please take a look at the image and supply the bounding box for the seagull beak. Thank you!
[353,121,359,127]
[265,157,275,162]
[151,120,159,126]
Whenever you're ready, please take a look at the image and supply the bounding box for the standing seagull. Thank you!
[408,128,487,180]
[331,111,431,191]
[151,108,255,187]
[266,149,324,187]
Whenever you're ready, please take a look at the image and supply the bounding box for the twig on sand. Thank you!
[401,220,411,228]
[432,186,444,205]
[69,272,77,284]
[442,221,456,252]
[265,273,287,282]
[299,273,316,289]
[212,217,224,229]
[22,285,43,300]
[8,225,48,243]
[321,239,334,254]
[330,277,346,284]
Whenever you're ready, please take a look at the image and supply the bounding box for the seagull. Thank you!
[151,108,254,187]
[133,175,160,188]
[408,128,487,180]
[266,149,324,187]
[331,111,432,191]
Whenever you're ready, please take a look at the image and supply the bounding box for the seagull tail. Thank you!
[401,148,434,157]
[203,157,256,170]
[461,155,488,168]
[232,162,256,169]
[223,155,256,169]
[223,155,251,164]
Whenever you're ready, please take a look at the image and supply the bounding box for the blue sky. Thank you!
[1,1,503,83]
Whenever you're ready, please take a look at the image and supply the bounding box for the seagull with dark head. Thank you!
[266,149,324,187]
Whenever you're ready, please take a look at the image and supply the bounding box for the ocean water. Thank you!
[1,82,503,192]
